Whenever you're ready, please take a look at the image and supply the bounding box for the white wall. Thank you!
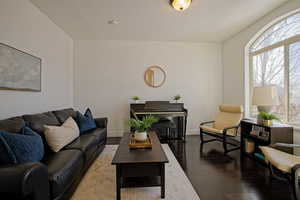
[74,40,223,137]
[0,0,74,119]
[222,0,300,139]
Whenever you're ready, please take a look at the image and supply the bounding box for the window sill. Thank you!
[287,123,300,131]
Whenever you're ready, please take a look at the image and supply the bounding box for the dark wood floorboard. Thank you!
[107,135,293,200]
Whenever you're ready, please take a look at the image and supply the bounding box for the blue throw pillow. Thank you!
[76,108,97,134]
[0,127,44,164]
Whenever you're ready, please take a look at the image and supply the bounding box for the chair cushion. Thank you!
[43,150,84,198]
[44,117,79,152]
[52,108,76,124]
[63,134,98,161]
[214,105,243,131]
[0,127,44,164]
[0,117,25,133]
[219,104,243,113]
[260,146,300,175]
[200,125,237,136]
[85,128,107,144]
[200,125,223,134]
[75,108,97,134]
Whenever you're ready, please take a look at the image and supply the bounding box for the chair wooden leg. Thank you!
[291,175,300,200]
[268,163,276,181]
[222,137,228,154]
[269,164,287,182]
[200,142,204,153]
[200,130,204,143]
[291,168,300,200]
[268,163,300,200]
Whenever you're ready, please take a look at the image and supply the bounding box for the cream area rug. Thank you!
[71,144,200,200]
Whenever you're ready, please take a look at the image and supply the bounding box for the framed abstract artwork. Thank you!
[0,43,41,92]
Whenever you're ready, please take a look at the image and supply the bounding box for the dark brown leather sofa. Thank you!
[0,108,107,200]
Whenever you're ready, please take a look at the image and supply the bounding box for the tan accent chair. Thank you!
[260,146,300,200]
[200,104,243,154]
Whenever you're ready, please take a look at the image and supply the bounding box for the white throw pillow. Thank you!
[44,117,79,152]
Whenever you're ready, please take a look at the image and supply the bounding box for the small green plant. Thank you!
[258,111,279,121]
[129,116,158,133]
[174,95,181,101]
[132,96,140,101]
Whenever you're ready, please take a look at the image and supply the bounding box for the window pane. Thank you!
[251,12,300,52]
[251,47,285,119]
[289,42,300,123]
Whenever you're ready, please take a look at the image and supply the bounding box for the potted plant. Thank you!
[132,96,140,103]
[173,95,181,103]
[258,111,279,126]
[129,116,158,142]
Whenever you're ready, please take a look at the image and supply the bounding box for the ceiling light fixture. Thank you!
[108,20,120,25]
[171,0,192,11]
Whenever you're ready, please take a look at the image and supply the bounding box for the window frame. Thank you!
[248,12,300,125]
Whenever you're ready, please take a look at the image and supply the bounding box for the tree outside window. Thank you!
[250,12,300,124]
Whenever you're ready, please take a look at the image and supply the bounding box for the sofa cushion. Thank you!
[76,108,97,134]
[52,108,76,124]
[23,112,61,153]
[64,134,98,161]
[42,150,84,198]
[44,117,80,152]
[0,117,25,133]
[23,112,60,134]
[85,128,107,144]
[0,127,44,164]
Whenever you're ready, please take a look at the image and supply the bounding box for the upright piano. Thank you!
[130,101,187,141]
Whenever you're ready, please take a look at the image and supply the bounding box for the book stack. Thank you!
[250,125,269,141]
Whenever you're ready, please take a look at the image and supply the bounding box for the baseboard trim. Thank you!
[187,129,199,135]
[108,130,124,137]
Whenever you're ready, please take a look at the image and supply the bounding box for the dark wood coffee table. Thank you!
[112,131,169,200]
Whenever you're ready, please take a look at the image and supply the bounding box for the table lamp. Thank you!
[252,86,279,122]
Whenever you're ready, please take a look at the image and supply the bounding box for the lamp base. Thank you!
[257,106,272,113]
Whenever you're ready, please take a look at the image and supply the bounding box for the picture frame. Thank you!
[0,43,41,92]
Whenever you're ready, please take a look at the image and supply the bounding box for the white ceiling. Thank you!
[30,0,289,42]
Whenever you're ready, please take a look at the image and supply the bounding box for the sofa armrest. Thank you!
[95,117,108,129]
[0,162,49,200]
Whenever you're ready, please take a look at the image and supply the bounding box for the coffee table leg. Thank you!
[116,165,121,200]
[161,164,165,198]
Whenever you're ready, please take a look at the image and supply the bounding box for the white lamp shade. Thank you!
[252,86,280,106]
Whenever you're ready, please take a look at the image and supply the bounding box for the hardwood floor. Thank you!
[107,135,293,200]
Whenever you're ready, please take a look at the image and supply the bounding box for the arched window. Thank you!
[249,11,300,124]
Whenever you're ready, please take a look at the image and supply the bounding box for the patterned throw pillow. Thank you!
[0,127,44,164]
[76,108,97,134]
